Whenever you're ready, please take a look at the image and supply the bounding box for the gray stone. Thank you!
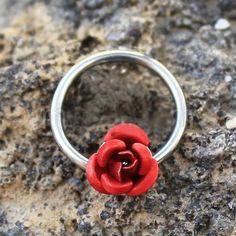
[214,18,230,30]
[0,0,236,235]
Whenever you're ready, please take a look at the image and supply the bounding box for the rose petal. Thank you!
[101,173,133,195]
[86,154,108,194]
[104,123,150,146]
[97,139,126,168]
[132,143,153,175]
[109,161,122,182]
[127,159,159,196]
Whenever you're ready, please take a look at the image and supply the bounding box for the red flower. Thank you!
[86,123,159,196]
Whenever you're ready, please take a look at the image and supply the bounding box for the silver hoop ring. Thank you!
[51,50,187,170]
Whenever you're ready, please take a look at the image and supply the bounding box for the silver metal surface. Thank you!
[51,50,187,170]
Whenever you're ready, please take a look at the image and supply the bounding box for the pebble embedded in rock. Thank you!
[214,18,230,30]
[224,75,232,82]
[226,116,236,130]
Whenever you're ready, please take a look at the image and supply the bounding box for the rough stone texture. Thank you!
[0,0,236,235]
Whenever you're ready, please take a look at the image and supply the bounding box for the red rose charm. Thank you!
[86,123,159,196]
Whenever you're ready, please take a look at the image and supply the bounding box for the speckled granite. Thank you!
[0,0,236,235]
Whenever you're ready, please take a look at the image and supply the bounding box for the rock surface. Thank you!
[0,0,236,235]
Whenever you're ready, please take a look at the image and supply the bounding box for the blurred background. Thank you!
[0,0,236,235]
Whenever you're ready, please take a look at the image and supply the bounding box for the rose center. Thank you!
[122,161,130,167]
